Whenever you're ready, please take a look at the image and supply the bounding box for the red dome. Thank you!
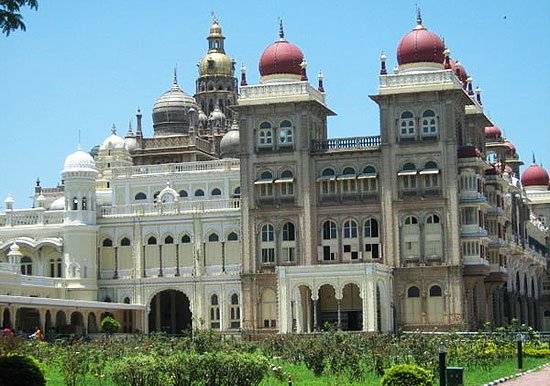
[485,126,502,139]
[397,26,445,65]
[259,39,304,77]
[504,140,516,155]
[449,59,468,83]
[521,164,549,187]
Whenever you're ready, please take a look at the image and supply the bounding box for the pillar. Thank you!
[155,295,161,332]
[170,291,176,333]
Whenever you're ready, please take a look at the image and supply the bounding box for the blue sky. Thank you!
[1,0,548,208]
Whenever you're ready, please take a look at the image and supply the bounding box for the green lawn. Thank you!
[43,357,549,386]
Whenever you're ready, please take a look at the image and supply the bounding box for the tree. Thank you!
[100,316,120,336]
[1,0,38,36]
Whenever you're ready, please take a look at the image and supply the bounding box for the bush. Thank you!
[56,343,91,386]
[110,354,167,386]
[381,364,434,386]
[101,316,121,335]
[0,354,46,386]
[523,347,550,358]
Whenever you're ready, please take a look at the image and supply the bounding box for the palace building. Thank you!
[1,15,549,335]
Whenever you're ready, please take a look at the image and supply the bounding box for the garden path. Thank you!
[498,366,550,385]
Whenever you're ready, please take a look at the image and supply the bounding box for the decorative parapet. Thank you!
[379,70,463,95]
[239,81,326,106]
[311,136,381,153]
[0,208,65,228]
[99,198,240,218]
[111,159,240,178]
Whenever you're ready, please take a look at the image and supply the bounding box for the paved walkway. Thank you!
[497,365,550,385]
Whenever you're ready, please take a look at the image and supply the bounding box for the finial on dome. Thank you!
[317,71,325,92]
[416,5,423,26]
[443,48,451,69]
[173,67,178,84]
[533,152,536,164]
[36,177,41,187]
[111,124,117,135]
[278,19,285,40]
[466,77,474,95]
[126,120,133,137]
[211,11,218,24]
[240,64,248,86]
[379,51,387,75]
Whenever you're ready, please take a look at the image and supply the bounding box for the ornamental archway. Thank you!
[148,289,192,334]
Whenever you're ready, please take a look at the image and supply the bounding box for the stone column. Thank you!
[336,299,342,330]
[170,291,176,333]
[155,295,161,332]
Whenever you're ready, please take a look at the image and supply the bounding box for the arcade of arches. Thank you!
[148,290,192,334]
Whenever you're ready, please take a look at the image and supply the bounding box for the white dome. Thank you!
[63,150,97,172]
[100,133,126,150]
[124,137,139,153]
[209,107,225,121]
[49,196,65,210]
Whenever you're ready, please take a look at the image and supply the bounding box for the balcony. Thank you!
[460,224,488,237]
[311,136,381,153]
[459,190,488,204]
[0,208,65,228]
[111,159,239,178]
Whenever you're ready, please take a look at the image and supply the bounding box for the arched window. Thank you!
[230,294,241,328]
[82,197,88,210]
[147,236,157,245]
[400,111,415,137]
[164,235,174,244]
[322,168,335,177]
[194,189,205,197]
[57,258,62,277]
[279,120,293,145]
[344,219,358,238]
[135,192,147,200]
[421,161,440,188]
[21,256,32,275]
[120,237,131,246]
[256,171,274,197]
[261,224,275,263]
[72,197,78,210]
[102,238,113,247]
[323,220,337,240]
[210,294,220,329]
[211,188,222,196]
[233,187,241,197]
[208,233,219,242]
[278,170,294,196]
[319,168,336,195]
[179,190,188,198]
[282,222,296,262]
[360,165,378,192]
[258,122,273,147]
[403,216,420,258]
[429,285,442,296]
[181,234,191,243]
[227,232,239,241]
[422,110,437,135]
[399,162,417,190]
[340,167,357,193]
[425,214,442,257]
[50,259,55,278]
[364,218,381,259]
[428,285,444,323]
[408,286,420,297]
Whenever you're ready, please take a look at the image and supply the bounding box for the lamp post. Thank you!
[516,333,524,370]
[439,340,447,386]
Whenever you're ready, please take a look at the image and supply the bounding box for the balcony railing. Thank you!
[99,198,240,217]
[111,159,239,178]
[311,136,381,153]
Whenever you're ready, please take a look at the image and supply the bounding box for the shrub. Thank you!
[56,343,91,386]
[110,354,167,386]
[523,347,550,358]
[0,354,46,386]
[101,316,121,335]
[381,364,434,386]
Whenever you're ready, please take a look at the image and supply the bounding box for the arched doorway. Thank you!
[318,284,337,330]
[3,308,12,328]
[342,283,363,331]
[55,310,68,333]
[17,308,40,333]
[88,313,98,333]
[70,311,85,334]
[148,290,192,334]
[45,311,53,335]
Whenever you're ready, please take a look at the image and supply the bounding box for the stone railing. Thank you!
[311,136,381,152]
[112,159,239,178]
[379,70,463,92]
[0,208,65,227]
[239,82,326,105]
[100,198,241,218]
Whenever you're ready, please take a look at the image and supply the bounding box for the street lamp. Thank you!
[439,340,447,386]
[516,333,525,370]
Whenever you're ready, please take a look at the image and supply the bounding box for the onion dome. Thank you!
[49,196,65,210]
[100,125,126,150]
[259,21,304,82]
[521,164,549,187]
[152,72,198,136]
[209,106,226,121]
[449,59,468,83]
[504,140,516,155]
[124,137,139,153]
[198,18,235,77]
[63,149,97,173]
[484,126,502,139]
[396,12,445,68]
[220,120,240,158]
[198,109,208,123]
[457,145,481,158]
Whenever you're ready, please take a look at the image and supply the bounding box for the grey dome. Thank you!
[220,122,240,158]
[152,79,198,136]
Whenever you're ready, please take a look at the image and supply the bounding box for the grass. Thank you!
[42,357,550,386]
